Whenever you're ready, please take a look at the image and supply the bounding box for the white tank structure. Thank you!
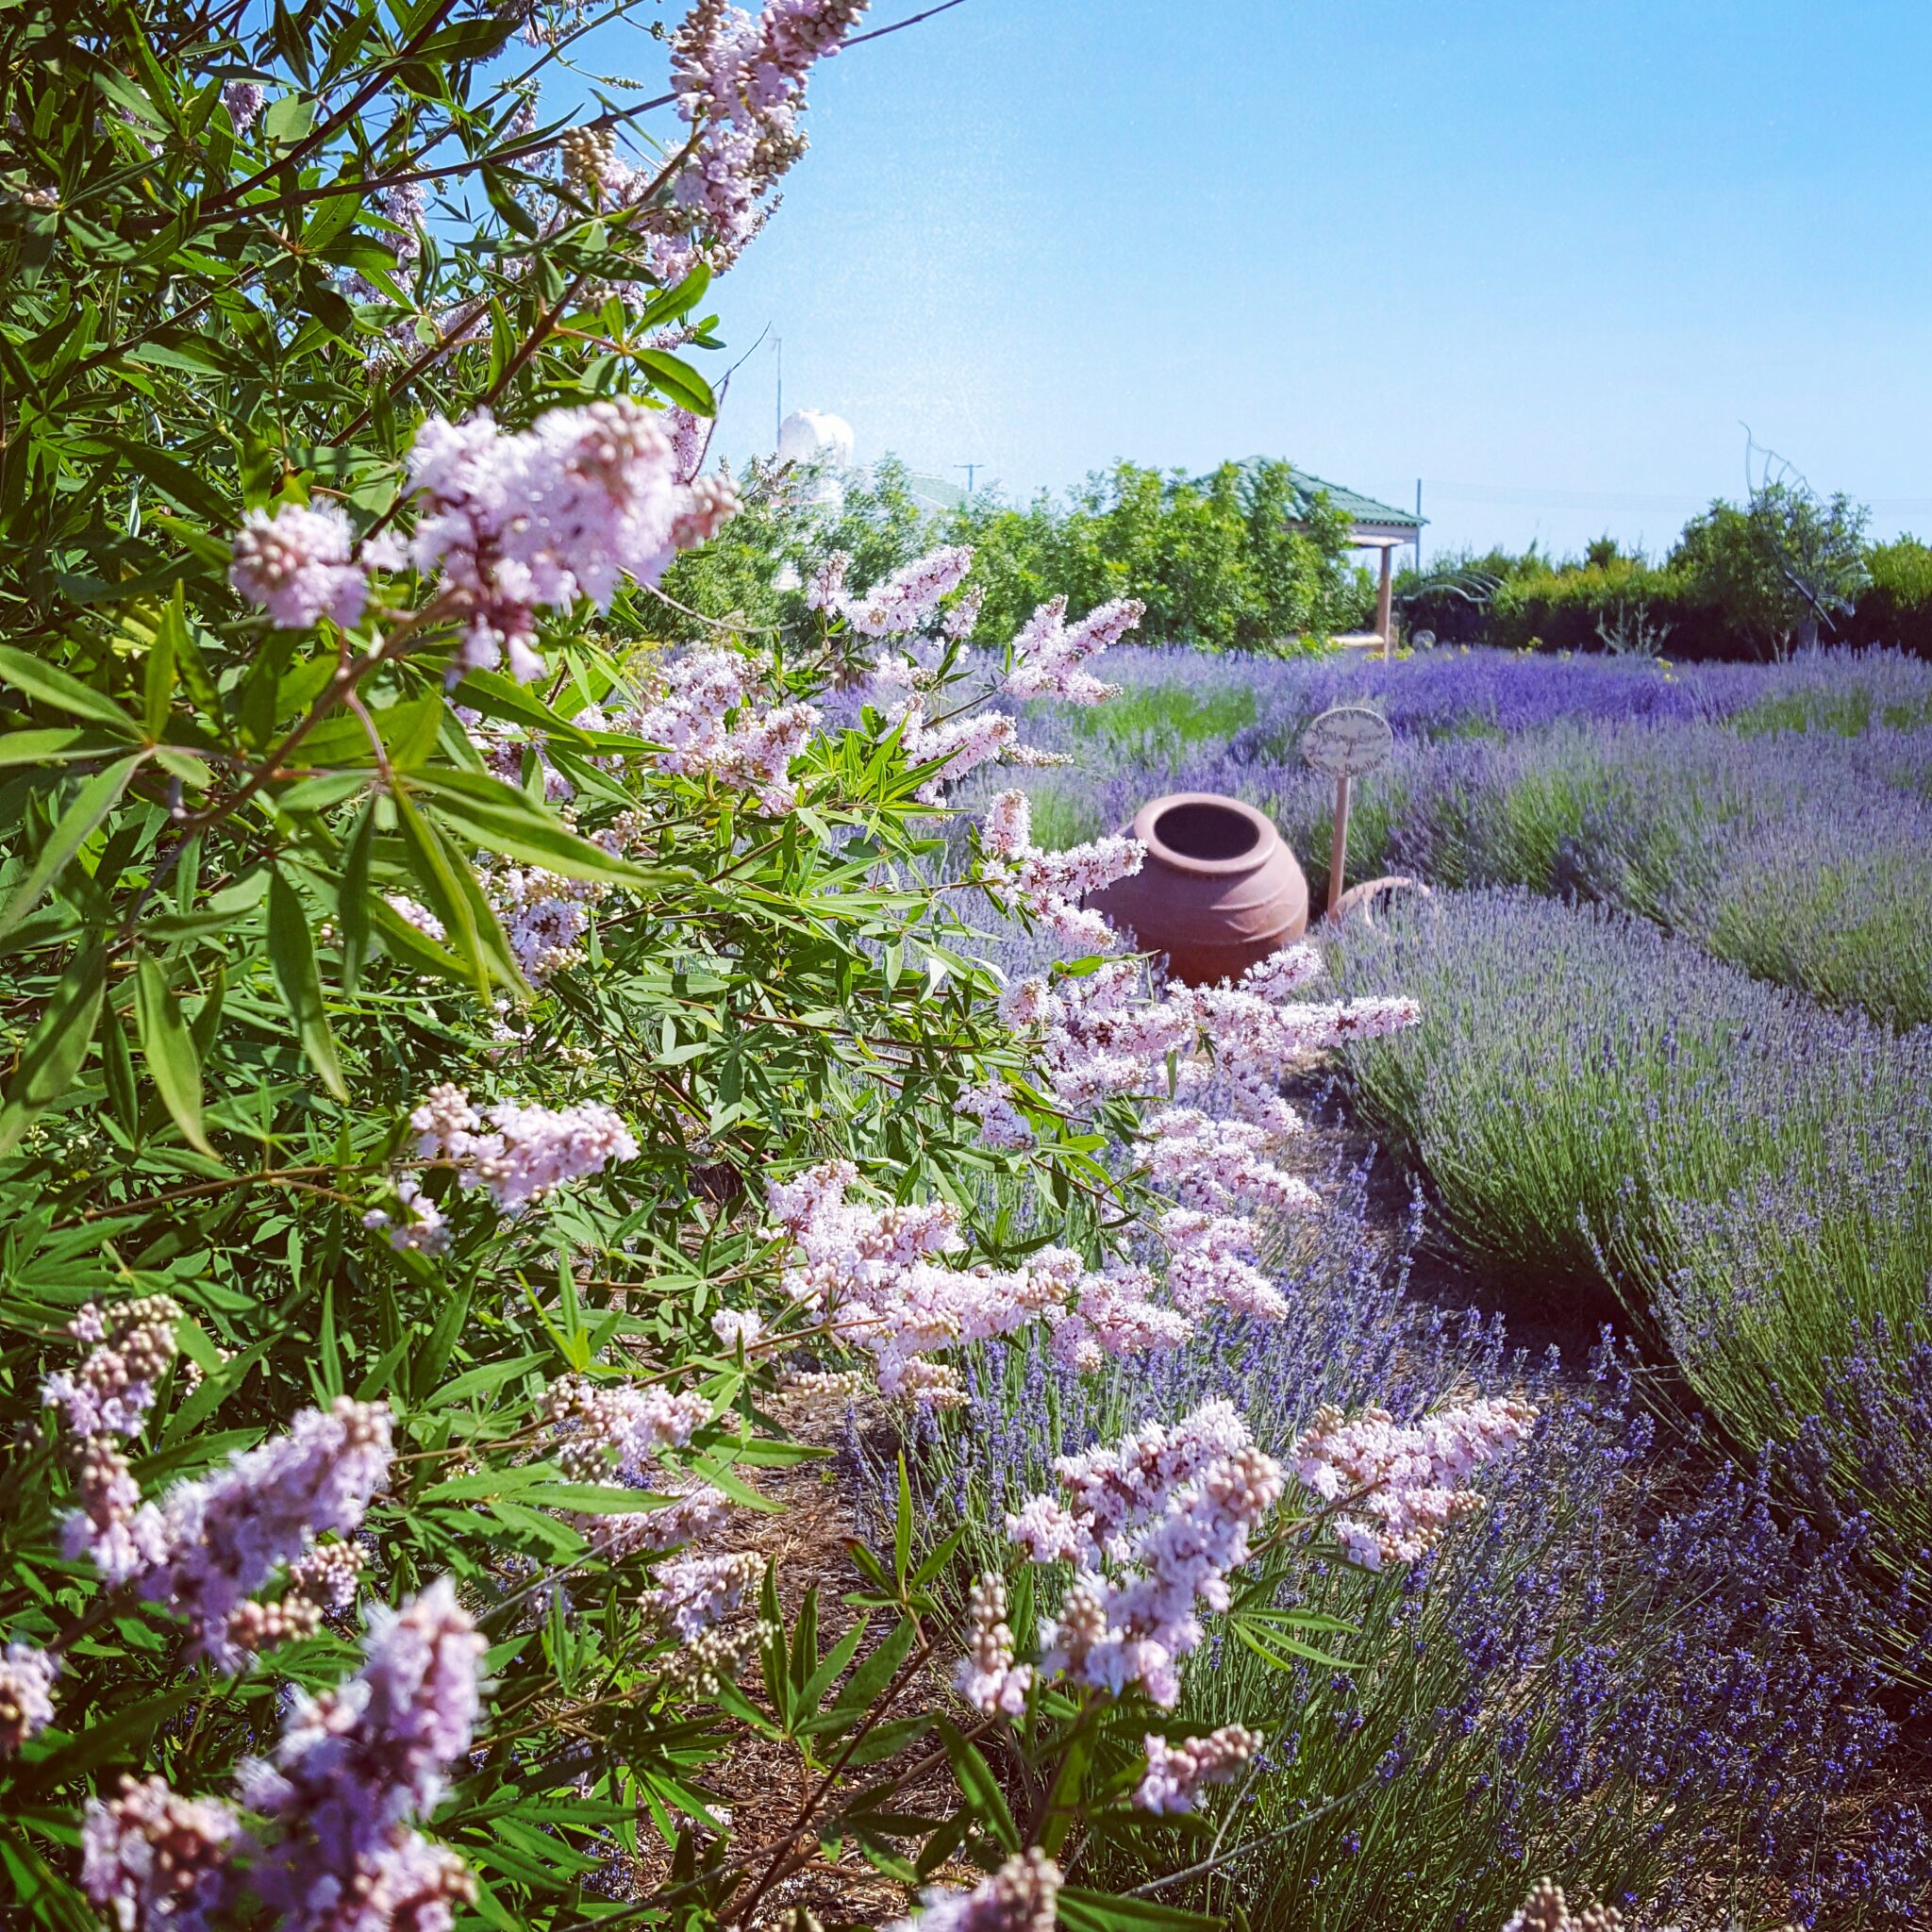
[775,408,854,508]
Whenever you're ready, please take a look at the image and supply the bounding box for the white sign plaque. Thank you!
[1301,705,1394,779]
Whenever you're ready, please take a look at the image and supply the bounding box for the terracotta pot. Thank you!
[1088,792,1307,985]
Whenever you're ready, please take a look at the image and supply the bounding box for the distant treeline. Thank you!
[1403,491,1932,661]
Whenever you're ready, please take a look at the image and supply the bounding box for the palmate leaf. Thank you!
[411,771,659,888]
[1057,1890,1224,1932]
[0,647,142,737]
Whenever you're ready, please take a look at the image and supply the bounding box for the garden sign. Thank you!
[1302,705,1395,916]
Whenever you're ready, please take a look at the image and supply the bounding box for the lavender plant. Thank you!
[910,1171,1932,1928]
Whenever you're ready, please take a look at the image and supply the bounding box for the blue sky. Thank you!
[586,0,1932,559]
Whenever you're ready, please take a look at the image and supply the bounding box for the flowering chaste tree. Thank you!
[0,3,1528,1928]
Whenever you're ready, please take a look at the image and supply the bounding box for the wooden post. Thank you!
[1375,542,1394,662]
[1327,773,1351,917]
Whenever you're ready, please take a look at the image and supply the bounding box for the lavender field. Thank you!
[914,644,1932,1924]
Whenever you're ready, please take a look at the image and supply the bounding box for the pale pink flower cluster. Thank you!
[1001,594,1141,705]
[767,1163,1148,1394]
[574,1481,734,1559]
[1157,1209,1289,1323]
[1006,1400,1250,1567]
[406,398,733,681]
[1501,1879,1631,1932]
[70,1399,395,1670]
[227,1541,368,1657]
[665,406,709,482]
[956,1076,1034,1152]
[409,1085,638,1212]
[1006,1402,1282,1707]
[827,544,974,638]
[644,1550,760,1640]
[482,861,605,983]
[1045,1266,1191,1374]
[453,703,576,801]
[0,1641,58,1755]
[223,80,265,131]
[941,587,984,641]
[709,1307,764,1350]
[541,1374,711,1483]
[979,788,1031,859]
[229,502,377,631]
[884,1848,1060,1932]
[1137,1108,1315,1216]
[660,0,867,274]
[891,698,1018,805]
[806,549,849,612]
[65,1438,169,1590]
[1003,960,1194,1110]
[238,1578,485,1932]
[1291,1395,1539,1571]
[953,1572,1033,1716]
[384,894,447,944]
[363,1177,448,1256]
[618,646,820,812]
[41,1295,180,1441]
[1133,1724,1260,1814]
[977,790,1144,958]
[378,179,427,265]
[81,1774,243,1932]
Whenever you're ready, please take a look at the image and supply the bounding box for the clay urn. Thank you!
[1089,792,1307,985]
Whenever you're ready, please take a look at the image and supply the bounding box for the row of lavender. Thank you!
[1006,647,1932,1028]
[899,645,1932,1923]
[889,1160,1932,1925]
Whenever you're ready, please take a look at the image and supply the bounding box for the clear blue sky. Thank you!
[585,0,1932,560]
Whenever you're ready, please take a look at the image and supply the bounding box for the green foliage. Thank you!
[662,458,1372,657]
[657,457,940,646]
[0,7,1322,1927]
[951,460,1369,653]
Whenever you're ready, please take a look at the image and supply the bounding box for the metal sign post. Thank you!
[1300,706,1395,917]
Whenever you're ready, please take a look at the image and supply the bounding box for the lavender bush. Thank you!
[1001,651,1932,1028]
[1327,891,1932,1638]
[901,1167,1932,1928]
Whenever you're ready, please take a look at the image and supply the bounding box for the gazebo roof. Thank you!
[1231,458,1425,534]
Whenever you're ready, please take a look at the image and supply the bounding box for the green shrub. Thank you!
[951,460,1372,651]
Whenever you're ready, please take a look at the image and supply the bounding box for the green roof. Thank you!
[1232,458,1425,530]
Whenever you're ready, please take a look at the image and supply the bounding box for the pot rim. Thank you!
[1129,792,1280,878]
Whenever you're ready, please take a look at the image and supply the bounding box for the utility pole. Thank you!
[773,337,783,446]
[1414,478,1424,573]
[955,462,982,496]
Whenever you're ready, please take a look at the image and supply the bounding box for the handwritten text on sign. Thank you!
[1300,705,1394,779]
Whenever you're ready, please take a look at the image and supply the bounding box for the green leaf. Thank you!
[412,772,656,887]
[145,595,182,739]
[0,648,142,737]
[1056,1890,1224,1932]
[636,349,715,415]
[830,1617,916,1721]
[0,754,145,941]
[266,871,348,1100]
[0,727,130,769]
[935,1717,1020,1854]
[0,946,108,1156]
[134,954,214,1155]
[795,1612,867,1719]
[92,434,232,526]
[894,1452,912,1589]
